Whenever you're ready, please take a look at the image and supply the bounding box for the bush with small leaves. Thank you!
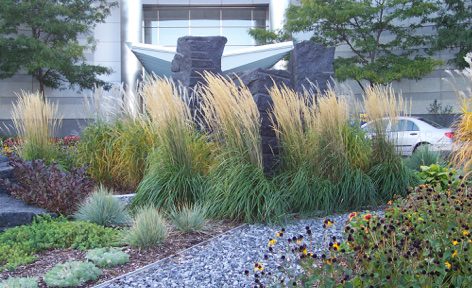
[0,277,38,288]
[85,247,129,268]
[43,261,101,287]
[170,204,207,233]
[74,186,131,226]
[127,207,167,248]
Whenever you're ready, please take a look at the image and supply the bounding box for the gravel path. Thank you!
[99,212,371,288]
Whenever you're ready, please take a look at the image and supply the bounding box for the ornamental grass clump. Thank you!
[200,73,285,223]
[363,85,416,200]
[270,85,374,214]
[11,91,62,162]
[405,145,444,171]
[131,77,211,209]
[450,54,472,177]
[74,185,131,226]
[76,118,155,192]
[43,261,101,287]
[127,206,167,248]
[169,203,207,233]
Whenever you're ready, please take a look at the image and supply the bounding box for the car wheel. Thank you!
[413,142,431,154]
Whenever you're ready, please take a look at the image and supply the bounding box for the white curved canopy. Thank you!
[127,41,294,76]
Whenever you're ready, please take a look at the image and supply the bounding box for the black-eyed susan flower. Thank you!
[452,250,458,258]
[254,262,264,272]
[268,238,277,247]
[445,261,452,269]
[333,242,340,251]
[463,230,470,237]
[323,219,334,228]
[452,239,459,246]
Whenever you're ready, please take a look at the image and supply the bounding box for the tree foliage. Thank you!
[0,0,118,95]
[432,0,472,69]
[285,0,442,89]
[248,28,291,45]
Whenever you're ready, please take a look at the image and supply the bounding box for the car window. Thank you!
[362,119,389,133]
[390,120,419,132]
[417,117,444,128]
[406,120,419,131]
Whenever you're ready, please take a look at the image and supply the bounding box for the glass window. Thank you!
[191,27,221,37]
[390,120,419,132]
[406,121,419,131]
[142,6,268,48]
[222,8,252,27]
[253,8,267,28]
[159,27,189,46]
[190,9,220,27]
[144,27,158,45]
[159,9,189,28]
[223,27,254,45]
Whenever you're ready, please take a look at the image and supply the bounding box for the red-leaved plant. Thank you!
[0,154,94,215]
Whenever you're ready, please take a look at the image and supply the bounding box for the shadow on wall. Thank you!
[0,119,92,138]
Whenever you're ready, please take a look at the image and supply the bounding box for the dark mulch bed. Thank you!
[0,221,239,287]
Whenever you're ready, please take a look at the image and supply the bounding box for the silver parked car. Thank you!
[361,116,454,156]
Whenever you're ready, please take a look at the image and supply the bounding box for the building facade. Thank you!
[0,0,463,135]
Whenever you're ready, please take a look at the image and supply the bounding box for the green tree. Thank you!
[0,0,118,95]
[432,0,472,69]
[248,28,291,45]
[285,0,442,91]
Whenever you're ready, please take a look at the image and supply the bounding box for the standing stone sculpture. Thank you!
[289,41,335,94]
[232,69,292,174]
[170,36,335,175]
[171,36,227,89]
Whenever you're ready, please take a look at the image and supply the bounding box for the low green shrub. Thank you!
[0,277,38,288]
[43,261,101,287]
[127,207,167,248]
[85,247,129,268]
[170,204,207,233]
[74,186,131,226]
[0,216,121,271]
[417,163,460,190]
[406,145,443,171]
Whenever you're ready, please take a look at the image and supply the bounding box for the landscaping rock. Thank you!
[98,211,381,288]
[232,69,292,174]
[289,41,335,94]
[0,194,49,231]
[171,36,227,88]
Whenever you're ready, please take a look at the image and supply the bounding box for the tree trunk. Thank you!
[39,80,45,99]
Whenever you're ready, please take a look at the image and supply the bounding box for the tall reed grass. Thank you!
[76,118,155,192]
[11,91,62,161]
[131,77,210,209]
[200,73,285,222]
[270,85,375,213]
[363,85,415,200]
[450,54,472,176]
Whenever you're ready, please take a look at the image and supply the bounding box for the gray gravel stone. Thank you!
[99,211,381,288]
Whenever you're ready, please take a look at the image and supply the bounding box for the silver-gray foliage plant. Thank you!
[0,277,38,288]
[43,261,101,287]
[74,185,131,226]
[85,247,130,268]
